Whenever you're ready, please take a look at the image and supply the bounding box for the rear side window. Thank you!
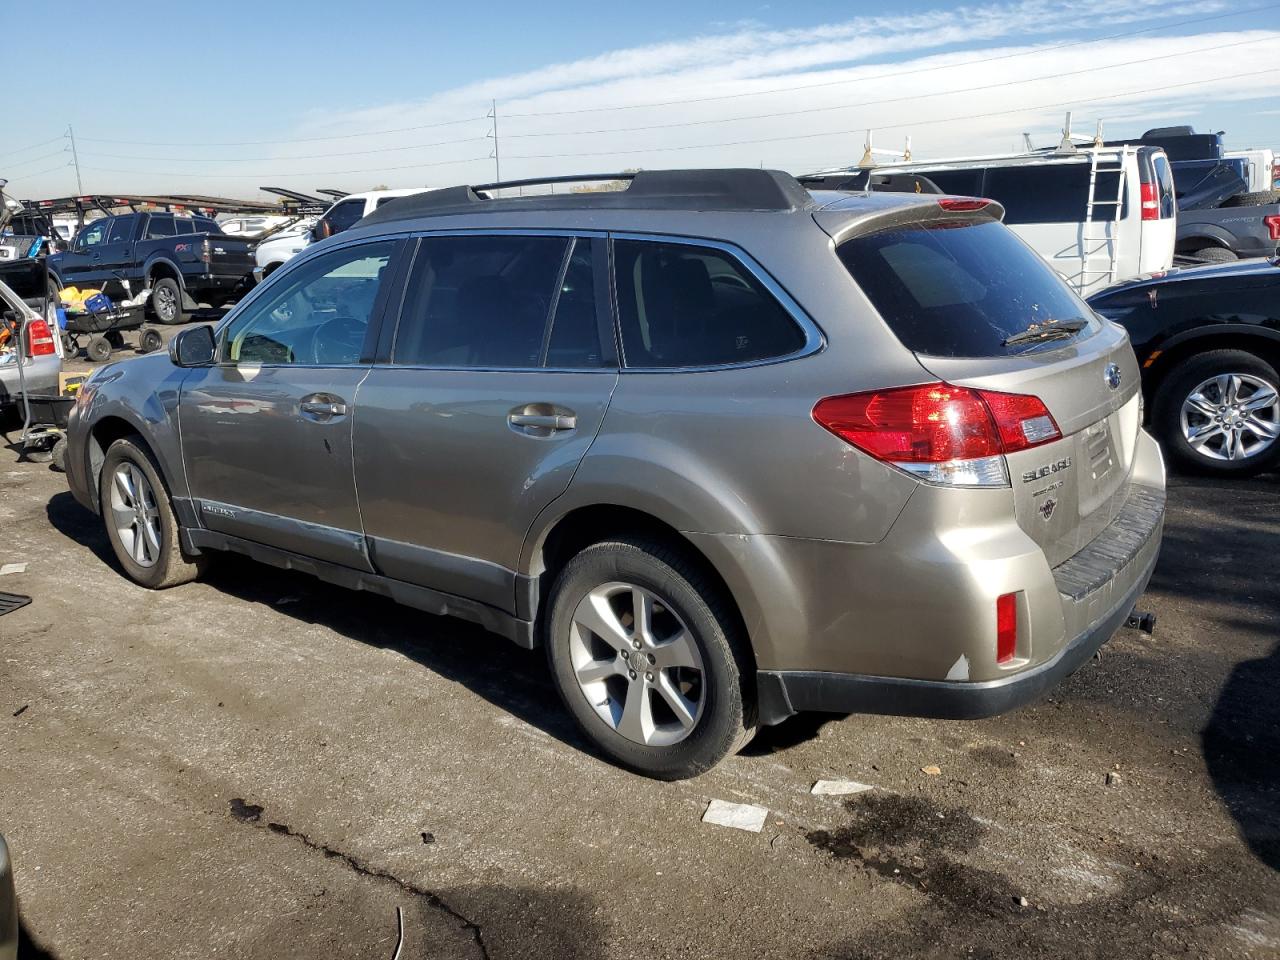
[1153,155,1176,218]
[324,199,366,235]
[394,234,603,368]
[614,240,805,368]
[193,216,221,234]
[838,220,1094,358]
[145,215,176,238]
[175,219,194,235]
[981,164,1125,224]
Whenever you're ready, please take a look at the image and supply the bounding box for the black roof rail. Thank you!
[798,171,944,195]
[362,169,812,223]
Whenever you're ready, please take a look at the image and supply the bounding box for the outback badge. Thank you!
[1039,497,1058,521]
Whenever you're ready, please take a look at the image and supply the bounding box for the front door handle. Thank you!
[300,393,348,421]
[508,404,577,435]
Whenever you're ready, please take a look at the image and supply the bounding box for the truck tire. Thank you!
[1183,247,1237,265]
[1223,190,1280,207]
[1153,349,1280,477]
[150,277,184,324]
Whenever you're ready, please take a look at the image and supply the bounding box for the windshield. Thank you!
[836,219,1096,357]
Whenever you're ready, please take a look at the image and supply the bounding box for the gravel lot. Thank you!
[1,390,1278,959]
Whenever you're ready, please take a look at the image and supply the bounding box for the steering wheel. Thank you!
[311,315,367,365]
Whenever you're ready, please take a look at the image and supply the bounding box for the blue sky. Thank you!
[2,0,1277,200]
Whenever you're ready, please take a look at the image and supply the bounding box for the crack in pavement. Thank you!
[229,798,488,959]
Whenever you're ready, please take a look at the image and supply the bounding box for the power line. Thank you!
[76,114,489,148]
[4,163,71,182]
[2,150,67,170]
[80,155,493,180]
[501,66,1280,162]
[0,135,65,161]
[502,34,1279,140]
[79,134,489,163]
[500,5,1278,118]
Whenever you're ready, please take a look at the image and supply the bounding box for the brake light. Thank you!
[1265,215,1280,242]
[200,238,211,264]
[938,197,991,212]
[996,593,1018,663]
[812,383,1061,487]
[26,317,57,357]
[1140,182,1159,221]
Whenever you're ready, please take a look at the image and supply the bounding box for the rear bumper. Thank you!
[756,478,1165,723]
[0,355,61,407]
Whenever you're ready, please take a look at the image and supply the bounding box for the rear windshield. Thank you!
[837,220,1095,357]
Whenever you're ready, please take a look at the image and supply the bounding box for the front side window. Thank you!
[221,240,395,365]
[393,234,601,368]
[614,239,806,368]
[77,220,108,248]
[105,215,137,244]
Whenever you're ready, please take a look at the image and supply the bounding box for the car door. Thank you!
[58,218,110,286]
[179,237,406,569]
[94,214,140,297]
[353,232,618,614]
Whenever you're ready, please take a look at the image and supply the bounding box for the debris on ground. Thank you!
[921,765,942,776]
[1015,896,1030,908]
[12,704,29,718]
[0,563,28,576]
[702,799,769,833]
[811,779,874,796]
[1106,771,1122,787]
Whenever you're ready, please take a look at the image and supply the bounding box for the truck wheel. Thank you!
[1154,349,1280,477]
[86,335,112,362]
[1183,247,1237,265]
[544,537,756,779]
[151,277,184,324]
[99,437,206,589]
[1223,190,1280,207]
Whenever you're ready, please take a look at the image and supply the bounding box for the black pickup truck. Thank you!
[47,211,255,323]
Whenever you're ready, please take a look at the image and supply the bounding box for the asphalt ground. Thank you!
[1,369,1278,959]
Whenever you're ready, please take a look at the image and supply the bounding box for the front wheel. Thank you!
[545,538,755,779]
[1153,349,1280,476]
[99,437,206,588]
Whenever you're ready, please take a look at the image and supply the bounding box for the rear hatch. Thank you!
[825,208,1141,568]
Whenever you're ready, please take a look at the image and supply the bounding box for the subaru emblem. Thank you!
[1104,363,1122,390]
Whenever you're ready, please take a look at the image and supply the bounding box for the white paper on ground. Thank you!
[702,799,769,832]
[0,563,28,576]
[811,779,875,796]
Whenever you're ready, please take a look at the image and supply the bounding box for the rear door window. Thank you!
[613,239,806,368]
[145,214,176,238]
[393,234,588,368]
[837,219,1095,357]
[105,215,137,244]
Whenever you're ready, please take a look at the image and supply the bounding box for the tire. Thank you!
[86,335,112,362]
[544,537,755,779]
[1223,190,1280,208]
[150,277,184,325]
[47,275,62,299]
[50,437,67,472]
[139,328,163,353]
[62,333,78,357]
[1153,349,1280,477]
[99,436,206,588]
[1183,246,1238,265]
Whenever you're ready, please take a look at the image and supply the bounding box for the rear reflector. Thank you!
[996,593,1018,663]
[26,318,57,357]
[1140,182,1159,221]
[812,383,1061,487]
[938,197,991,212]
[1265,215,1280,242]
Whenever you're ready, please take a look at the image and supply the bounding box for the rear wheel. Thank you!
[1183,246,1237,265]
[150,277,184,324]
[1154,349,1280,477]
[99,437,206,588]
[545,538,755,779]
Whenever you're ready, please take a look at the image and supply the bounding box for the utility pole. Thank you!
[66,124,83,194]
[488,99,501,187]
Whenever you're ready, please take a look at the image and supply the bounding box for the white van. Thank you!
[253,188,436,281]
[817,147,1177,296]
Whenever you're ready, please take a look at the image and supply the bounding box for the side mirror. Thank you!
[310,220,332,242]
[169,324,216,367]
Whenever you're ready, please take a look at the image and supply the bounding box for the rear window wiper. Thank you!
[1002,318,1089,347]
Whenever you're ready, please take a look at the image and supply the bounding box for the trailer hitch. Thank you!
[1125,610,1157,635]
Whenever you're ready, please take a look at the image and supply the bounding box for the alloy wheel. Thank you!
[109,462,162,567]
[1180,373,1280,461]
[568,582,705,747]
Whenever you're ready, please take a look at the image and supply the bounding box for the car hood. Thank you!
[1087,256,1280,303]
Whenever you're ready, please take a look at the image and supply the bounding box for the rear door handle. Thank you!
[300,393,348,421]
[509,413,576,430]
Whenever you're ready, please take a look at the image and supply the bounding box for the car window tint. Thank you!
[105,216,136,244]
[78,221,108,247]
[614,240,805,368]
[175,219,194,235]
[324,199,366,234]
[916,170,984,196]
[837,219,1095,358]
[981,164,1126,224]
[223,241,395,366]
[393,234,570,368]
[1154,155,1176,218]
[545,239,603,368]
[145,215,176,239]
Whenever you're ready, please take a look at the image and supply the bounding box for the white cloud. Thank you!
[45,0,1280,197]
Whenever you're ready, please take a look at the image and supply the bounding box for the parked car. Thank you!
[0,275,63,411]
[217,214,292,236]
[1088,257,1280,476]
[0,833,15,960]
[251,219,316,283]
[65,170,1165,779]
[811,145,1176,295]
[47,212,255,325]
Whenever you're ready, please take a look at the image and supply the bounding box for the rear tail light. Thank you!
[996,592,1018,663]
[812,382,1061,487]
[1140,182,1159,221]
[938,197,991,212]
[26,317,57,357]
[1264,215,1280,242]
[200,238,212,264]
